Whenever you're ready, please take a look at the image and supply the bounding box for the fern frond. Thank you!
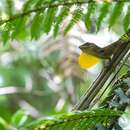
[1,23,12,44]
[43,8,57,34]
[2,29,10,44]
[22,0,35,12]
[22,0,47,12]
[84,2,96,31]
[26,109,121,130]
[5,0,14,17]
[109,2,124,29]
[123,5,130,32]
[31,13,44,39]
[0,1,129,43]
[53,6,70,37]
[11,17,27,40]
[64,7,83,34]
[96,2,110,32]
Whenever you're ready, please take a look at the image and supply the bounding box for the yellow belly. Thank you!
[78,53,100,69]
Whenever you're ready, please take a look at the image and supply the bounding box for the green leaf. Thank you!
[35,0,51,7]
[96,2,110,32]
[109,2,124,29]
[22,0,39,12]
[31,12,44,39]
[11,110,28,128]
[79,119,89,129]
[43,7,57,34]
[2,30,10,44]
[0,117,8,130]
[53,6,70,37]
[84,2,96,31]
[64,7,83,35]
[1,23,12,44]
[123,5,130,32]
[27,109,121,130]
[11,17,27,40]
[5,0,14,16]
[63,122,75,130]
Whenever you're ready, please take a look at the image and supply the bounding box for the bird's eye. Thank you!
[99,49,105,54]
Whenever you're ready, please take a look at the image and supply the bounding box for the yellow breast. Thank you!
[78,53,100,69]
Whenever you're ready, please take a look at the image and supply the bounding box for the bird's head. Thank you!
[79,42,99,53]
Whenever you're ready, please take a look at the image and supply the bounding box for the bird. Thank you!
[78,30,130,69]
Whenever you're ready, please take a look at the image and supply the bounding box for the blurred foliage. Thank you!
[0,35,89,128]
[0,109,31,130]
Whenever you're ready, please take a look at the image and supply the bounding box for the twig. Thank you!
[0,86,54,96]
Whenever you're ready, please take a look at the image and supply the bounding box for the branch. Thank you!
[0,0,92,26]
[73,28,130,110]
[0,86,53,96]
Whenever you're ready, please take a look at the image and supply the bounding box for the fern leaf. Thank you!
[53,6,70,37]
[108,2,124,29]
[64,122,75,130]
[1,23,11,44]
[43,8,57,34]
[26,109,121,130]
[2,30,10,44]
[123,5,130,32]
[22,0,38,12]
[35,0,54,7]
[35,0,45,7]
[96,2,110,32]
[5,0,14,17]
[64,7,83,35]
[31,13,44,39]
[11,17,27,40]
[84,2,96,31]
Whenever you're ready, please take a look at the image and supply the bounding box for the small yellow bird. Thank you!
[78,43,102,69]
[78,31,130,69]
